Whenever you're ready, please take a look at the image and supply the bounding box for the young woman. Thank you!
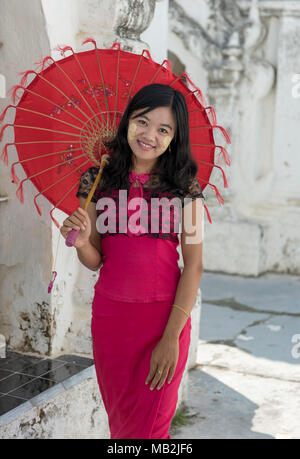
[60,83,204,439]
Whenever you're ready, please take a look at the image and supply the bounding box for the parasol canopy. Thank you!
[0,39,231,228]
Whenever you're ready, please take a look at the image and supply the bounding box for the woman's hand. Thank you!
[60,207,92,248]
[145,334,179,390]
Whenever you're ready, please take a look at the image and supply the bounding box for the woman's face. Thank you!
[127,106,176,170]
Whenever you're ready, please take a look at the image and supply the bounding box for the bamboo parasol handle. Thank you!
[65,154,110,247]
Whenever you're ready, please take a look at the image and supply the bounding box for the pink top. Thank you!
[94,234,181,302]
[76,168,204,303]
[93,171,182,302]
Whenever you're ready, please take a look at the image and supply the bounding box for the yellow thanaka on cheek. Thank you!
[161,135,172,152]
[128,122,137,142]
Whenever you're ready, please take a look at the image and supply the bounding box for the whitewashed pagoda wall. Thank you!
[168,0,300,275]
[0,0,55,355]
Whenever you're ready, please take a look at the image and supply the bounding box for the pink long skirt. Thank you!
[91,291,191,439]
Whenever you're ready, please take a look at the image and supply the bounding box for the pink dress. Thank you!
[76,168,203,439]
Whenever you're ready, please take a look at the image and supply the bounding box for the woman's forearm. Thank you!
[76,240,102,271]
[163,264,203,339]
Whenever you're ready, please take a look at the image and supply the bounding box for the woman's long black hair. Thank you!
[98,83,198,197]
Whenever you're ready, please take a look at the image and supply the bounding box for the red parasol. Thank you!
[0,39,231,231]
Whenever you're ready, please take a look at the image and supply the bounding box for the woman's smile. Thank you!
[137,140,155,151]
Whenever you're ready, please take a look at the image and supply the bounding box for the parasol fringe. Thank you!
[0,144,10,166]
[206,106,217,125]
[0,124,11,143]
[198,178,225,205]
[111,42,121,50]
[170,73,206,106]
[34,56,54,72]
[183,72,207,106]
[218,146,231,166]
[191,125,231,145]
[0,105,14,124]
[193,144,231,167]
[11,162,20,185]
[82,37,97,48]
[196,159,228,188]
[189,107,217,125]
[16,181,25,203]
[203,204,212,224]
[209,184,225,205]
[50,209,61,228]
[220,167,228,188]
[164,59,172,74]
[141,48,156,68]
[134,49,159,89]
[54,45,74,57]
[213,125,231,144]
[34,195,42,216]
[160,59,172,77]
[9,85,24,104]
[19,70,37,87]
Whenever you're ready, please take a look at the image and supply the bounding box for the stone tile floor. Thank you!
[0,352,94,416]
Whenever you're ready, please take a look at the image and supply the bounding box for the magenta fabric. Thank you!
[90,171,191,438]
[94,171,182,302]
[91,291,191,439]
[127,171,155,237]
[93,171,183,244]
[94,234,181,302]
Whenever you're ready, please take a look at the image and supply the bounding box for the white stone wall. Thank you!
[0,0,55,354]
[141,0,169,62]
[168,0,300,276]
[0,366,110,439]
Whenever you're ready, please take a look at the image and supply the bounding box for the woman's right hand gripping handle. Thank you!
[60,207,91,249]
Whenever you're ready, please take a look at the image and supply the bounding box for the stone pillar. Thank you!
[75,0,157,52]
[271,12,300,202]
[262,5,300,272]
[202,0,277,276]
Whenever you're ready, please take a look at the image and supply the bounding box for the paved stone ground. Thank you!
[172,272,300,439]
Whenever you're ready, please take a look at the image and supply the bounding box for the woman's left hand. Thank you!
[145,334,179,390]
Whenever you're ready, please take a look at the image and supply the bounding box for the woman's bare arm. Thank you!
[76,198,102,271]
[60,198,102,271]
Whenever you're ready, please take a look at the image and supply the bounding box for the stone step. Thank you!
[0,335,6,359]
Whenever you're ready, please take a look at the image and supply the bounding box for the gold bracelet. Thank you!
[173,304,190,318]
